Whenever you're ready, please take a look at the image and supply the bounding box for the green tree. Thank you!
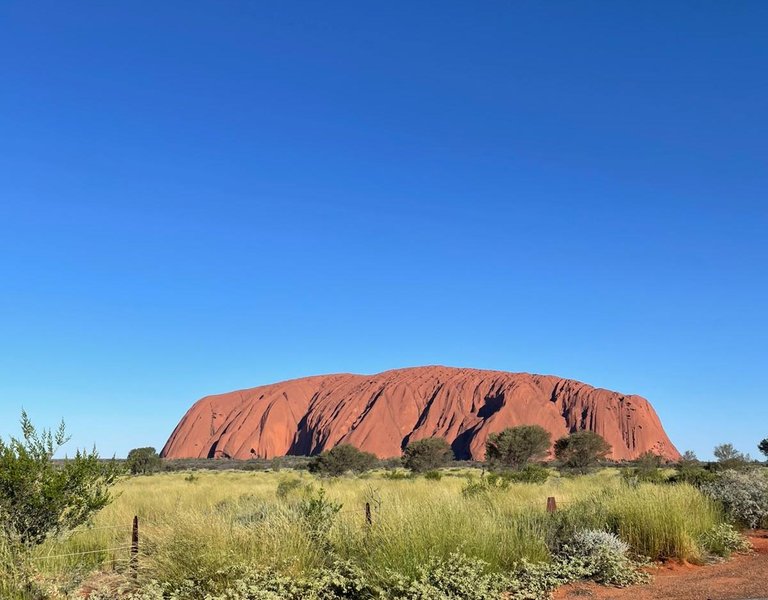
[126,446,162,475]
[485,425,551,470]
[623,451,664,483]
[0,411,118,595]
[667,449,714,486]
[402,437,454,473]
[309,444,378,476]
[554,431,611,474]
[680,450,699,464]
[758,438,768,460]
[713,443,749,469]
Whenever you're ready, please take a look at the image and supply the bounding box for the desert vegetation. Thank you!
[2,419,767,600]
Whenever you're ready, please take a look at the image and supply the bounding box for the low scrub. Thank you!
[699,523,751,557]
[701,469,768,528]
[13,470,747,599]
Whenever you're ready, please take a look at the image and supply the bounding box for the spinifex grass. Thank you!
[27,469,724,591]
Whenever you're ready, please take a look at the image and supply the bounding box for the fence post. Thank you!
[546,497,557,513]
[365,502,372,526]
[130,515,139,579]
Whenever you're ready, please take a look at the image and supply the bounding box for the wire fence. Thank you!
[31,496,565,569]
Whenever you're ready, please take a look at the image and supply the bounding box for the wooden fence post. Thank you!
[365,502,372,526]
[546,497,557,513]
[130,516,139,579]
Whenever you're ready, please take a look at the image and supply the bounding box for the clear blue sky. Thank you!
[1,1,766,460]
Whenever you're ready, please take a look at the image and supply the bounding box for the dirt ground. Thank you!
[554,531,768,600]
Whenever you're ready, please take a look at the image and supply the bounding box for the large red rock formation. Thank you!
[161,366,680,461]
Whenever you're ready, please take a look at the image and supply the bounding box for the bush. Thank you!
[702,469,768,528]
[309,445,378,476]
[565,529,648,586]
[297,487,342,548]
[505,531,648,599]
[554,432,611,474]
[382,469,413,480]
[504,464,550,484]
[403,437,454,473]
[485,426,551,470]
[424,470,442,481]
[395,552,509,600]
[276,477,304,499]
[668,464,718,487]
[699,523,751,557]
[621,452,666,484]
[0,412,117,548]
[759,438,768,460]
[126,446,162,475]
[713,443,750,470]
[90,560,381,600]
[461,473,511,497]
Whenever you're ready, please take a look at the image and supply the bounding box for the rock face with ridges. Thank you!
[161,366,680,461]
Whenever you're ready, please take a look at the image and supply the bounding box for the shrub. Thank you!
[713,443,750,470]
[505,464,550,484]
[485,426,551,470]
[702,469,768,528]
[699,523,751,557]
[565,529,648,586]
[276,477,304,499]
[505,532,647,600]
[554,432,611,474]
[395,552,510,600]
[759,438,768,460]
[403,437,454,473]
[297,487,342,547]
[126,446,162,475]
[309,445,378,476]
[0,412,117,548]
[680,450,699,463]
[668,464,718,487]
[461,473,511,497]
[622,452,666,483]
[91,560,381,600]
[382,469,413,480]
[424,470,442,481]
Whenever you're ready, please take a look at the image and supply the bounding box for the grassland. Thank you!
[18,467,730,599]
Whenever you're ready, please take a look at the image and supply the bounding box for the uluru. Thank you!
[161,366,680,462]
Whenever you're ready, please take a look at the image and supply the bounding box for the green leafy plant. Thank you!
[309,445,378,476]
[0,412,118,597]
[758,438,768,460]
[382,469,413,480]
[461,472,512,497]
[701,469,768,528]
[699,523,751,557]
[0,411,117,548]
[485,426,551,471]
[298,487,342,547]
[554,432,611,474]
[402,437,454,473]
[504,464,550,484]
[394,552,510,600]
[621,452,666,484]
[126,446,162,475]
[276,477,304,499]
[564,529,649,586]
[713,443,750,470]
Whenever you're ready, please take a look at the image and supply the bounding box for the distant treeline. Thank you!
[53,455,763,473]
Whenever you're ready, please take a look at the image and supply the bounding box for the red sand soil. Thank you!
[162,366,680,461]
[554,531,768,600]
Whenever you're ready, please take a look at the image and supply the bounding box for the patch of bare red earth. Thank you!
[554,530,768,600]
